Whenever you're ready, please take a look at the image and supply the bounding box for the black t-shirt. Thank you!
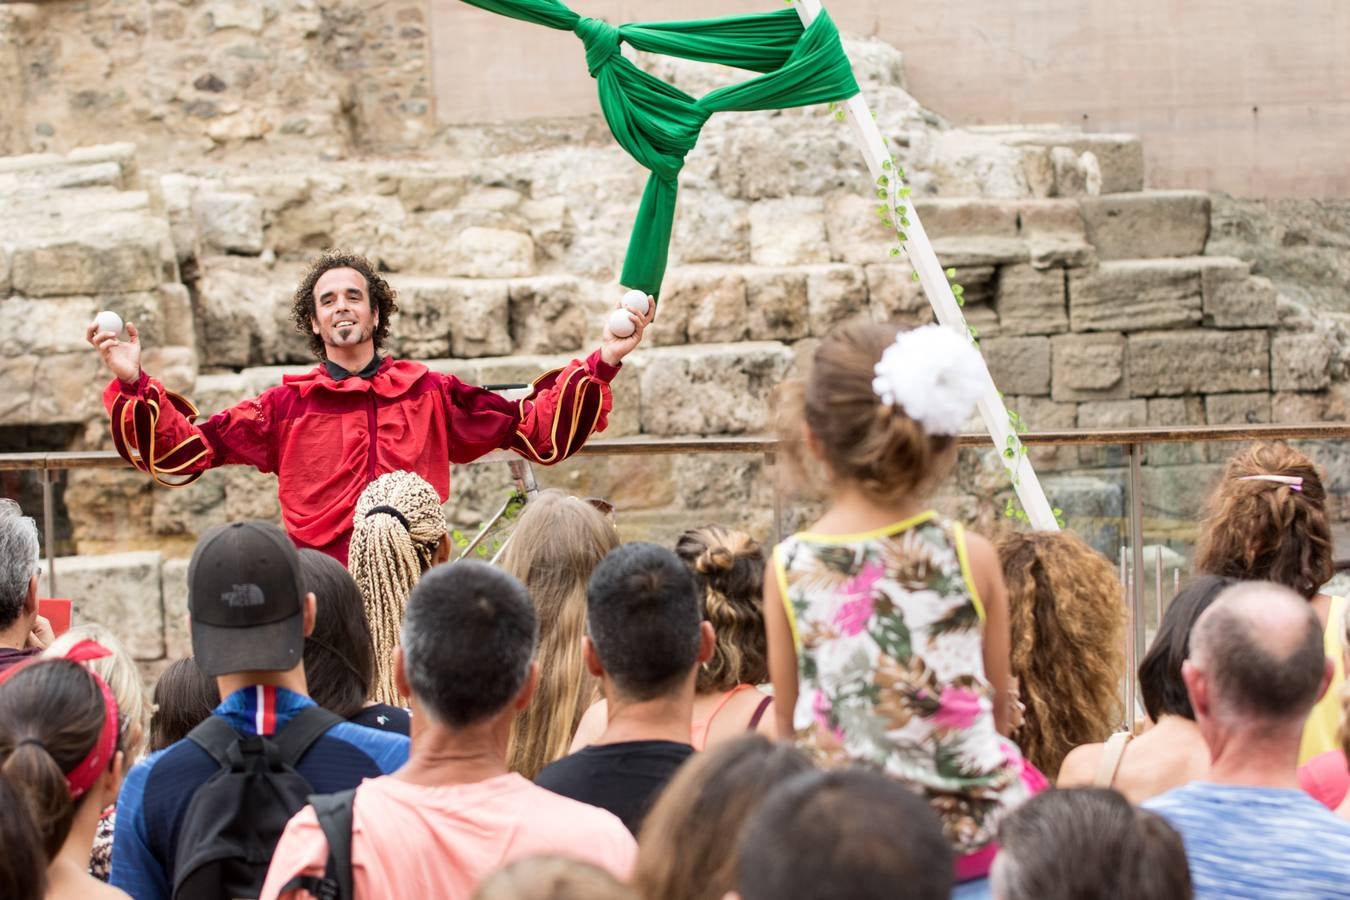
[534,740,695,834]
[347,703,411,735]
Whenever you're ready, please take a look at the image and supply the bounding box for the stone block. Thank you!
[684,269,748,345]
[1069,260,1202,332]
[1205,392,1271,426]
[823,192,896,265]
[636,342,793,436]
[152,478,227,538]
[1001,132,1145,195]
[11,223,167,297]
[748,197,829,267]
[805,265,867,337]
[139,347,197,395]
[473,350,640,439]
[1142,462,1225,525]
[535,453,676,511]
[158,283,196,347]
[58,551,165,660]
[965,305,1001,340]
[1039,475,1124,557]
[745,268,810,341]
[0,296,99,354]
[1051,332,1127,401]
[1080,191,1211,261]
[451,227,535,279]
[0,355,38,425]
[0,242,10,295]
[1145,395,1208,465]
[930,236,1029,267]
[1196,257,1274,329]
[914,198,1019,239]
[508,276,585,355]
[1077,399,1147,428]
[865,264,931,327]
[449,279,512,359]
[1128,330,1269,396]
[397,173,468,212]
[222,466,283,524]
[30,352,104,425]
[673,191,750,264]
[385,277,456,359]
[1019,198,1096,269]
[194,191,263,255]
[996,264,1067,335]
[1271,392,1328,424]
[163,558,190,660]
[195,261,288,368]
[1005,395,1078,470]
[1272,333,1332,392]
[205,0,266,33]
[982,336,1050,396]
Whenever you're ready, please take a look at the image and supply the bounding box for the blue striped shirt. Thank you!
[111,685,409,900]
[1145,782,1350,899]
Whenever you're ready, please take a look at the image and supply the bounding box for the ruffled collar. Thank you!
[284,357,429,399]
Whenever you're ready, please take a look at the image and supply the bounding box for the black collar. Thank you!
[325,354,382,382]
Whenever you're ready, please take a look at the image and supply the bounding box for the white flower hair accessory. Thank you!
[871,324,988,436]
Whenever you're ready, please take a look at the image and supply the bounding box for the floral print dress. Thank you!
[773,511,1030,856]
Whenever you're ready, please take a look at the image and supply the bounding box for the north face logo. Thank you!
[221,584,266,607]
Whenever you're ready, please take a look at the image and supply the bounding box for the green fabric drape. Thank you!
[457,1,861,300]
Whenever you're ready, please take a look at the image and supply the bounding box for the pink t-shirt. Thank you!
[1299,750,1350,809]
[260,773,637,900]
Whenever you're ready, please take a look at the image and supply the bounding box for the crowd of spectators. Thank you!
[3,317,1350,900]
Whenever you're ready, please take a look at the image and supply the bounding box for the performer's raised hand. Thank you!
[600,292,655,366]
[87,318,142,384]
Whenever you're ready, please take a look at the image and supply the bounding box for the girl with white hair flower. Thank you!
[764,319,1046,888]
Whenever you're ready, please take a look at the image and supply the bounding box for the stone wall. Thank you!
[2,24,1347,669]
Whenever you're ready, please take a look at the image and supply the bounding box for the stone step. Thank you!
[1067,256,1278,333]
[1080,191,1211,260]
[970,127,1146,195]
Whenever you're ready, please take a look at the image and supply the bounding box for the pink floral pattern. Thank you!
[776,512,1031,855]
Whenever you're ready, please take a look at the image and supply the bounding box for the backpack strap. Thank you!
[186,715,247,766]
[272,705,345,766]
[277,788,357,900]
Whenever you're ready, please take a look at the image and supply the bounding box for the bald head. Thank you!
[1189,581,1327,723]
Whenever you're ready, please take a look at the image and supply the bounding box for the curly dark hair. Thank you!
[290,251,398,360]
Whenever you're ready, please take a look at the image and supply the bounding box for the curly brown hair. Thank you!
[289,250,398,360]
[997,530,1125,779]
[1194,442,1333,600]
[778,319,958,504]
[674,525,768,693]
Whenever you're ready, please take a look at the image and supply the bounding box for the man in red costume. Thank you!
[86,251,652,563]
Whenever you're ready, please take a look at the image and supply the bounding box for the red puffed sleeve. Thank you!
[102,372,277,485]
[439,349,617,465]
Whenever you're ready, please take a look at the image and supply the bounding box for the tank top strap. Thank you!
[1093,730,1135,788]
[691,684,758,751]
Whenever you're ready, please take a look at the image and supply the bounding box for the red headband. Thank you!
[0,639,120,800]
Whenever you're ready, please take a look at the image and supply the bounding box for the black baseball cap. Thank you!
[188,521,307,678]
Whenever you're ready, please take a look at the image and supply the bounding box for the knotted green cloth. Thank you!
[457,1,861,300]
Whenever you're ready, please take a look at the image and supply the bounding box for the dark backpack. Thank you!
[278,788,357,900]
[171,705,343,900]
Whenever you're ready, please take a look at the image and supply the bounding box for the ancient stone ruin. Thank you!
[1,0,1347,668]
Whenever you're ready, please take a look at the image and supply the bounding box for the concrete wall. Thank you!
[431,0,1350,199]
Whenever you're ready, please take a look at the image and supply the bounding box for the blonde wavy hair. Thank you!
[1195,441,1333,600]
[499,490,618,778]
[348,471,448,705]
[674,525,768,693]
[44,624,149,764]
[996,531,1125,779]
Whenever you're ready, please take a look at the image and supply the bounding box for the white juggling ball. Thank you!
[607,308,637,338]
[94,310,123,336]
[621,289,652,317]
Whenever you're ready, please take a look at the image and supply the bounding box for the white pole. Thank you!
[792,0,1059,531]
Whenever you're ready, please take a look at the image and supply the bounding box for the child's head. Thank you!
[149,657,220,752]
[788,319,985,503]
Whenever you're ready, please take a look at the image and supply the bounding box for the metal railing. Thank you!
[5,422,1348,728]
